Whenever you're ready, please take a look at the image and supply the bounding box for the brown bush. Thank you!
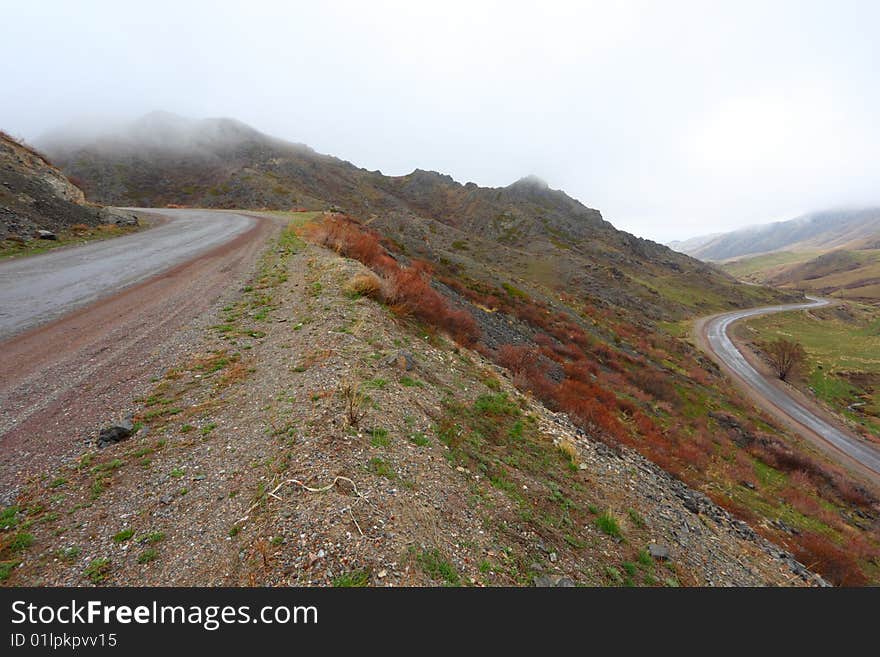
[762,338,807,381]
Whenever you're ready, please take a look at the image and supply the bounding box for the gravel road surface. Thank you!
[0,209,278,497]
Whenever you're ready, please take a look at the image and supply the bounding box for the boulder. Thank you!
[99,207,138,227]
[97,416,134,448]
[36,229,57,240]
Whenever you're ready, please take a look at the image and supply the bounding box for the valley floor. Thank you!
[735,303,880,440]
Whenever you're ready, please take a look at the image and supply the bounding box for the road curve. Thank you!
[699,296,880,478]
[0,209,255,339]
[0,208,277,495]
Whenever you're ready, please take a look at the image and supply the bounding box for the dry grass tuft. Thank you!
[344,272,382,299]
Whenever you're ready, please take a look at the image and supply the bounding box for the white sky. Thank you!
[2,0,879,242]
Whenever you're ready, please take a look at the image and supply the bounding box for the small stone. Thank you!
[377,569,387,578]
[549,552,557,563]
[379,350,416,371]
[36,229,57,240]
[648,543,670,560]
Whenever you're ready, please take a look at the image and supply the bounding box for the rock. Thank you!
[709,411,756,447]
[681,490,710,514]
[97,416,134,448]
[115,215,138,227]
[549,552,558,563]
[648,543,670,560]
[99,207,138,227]
[534,574,575,587]
[380,350,416,371]
[36,229,57,240]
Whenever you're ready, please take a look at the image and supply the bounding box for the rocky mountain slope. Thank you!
[41,112,795,320]
[671,208,880,262]
[0,220,823,587]
[0,131,104,240]
[26,113,880,585]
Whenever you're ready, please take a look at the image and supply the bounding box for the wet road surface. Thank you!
[0,209,255,339]
[702,296,880,477]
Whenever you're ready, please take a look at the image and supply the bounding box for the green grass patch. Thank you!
[369,427,390,448]
[138,549,158,564]
[595,512,622,538]
[84,558,111,584]
[332,569,371,587]
[1,506,21,530]
[414,548,460,586]
[368,457,395,479]
[6,533,34,553]
[112,529,134,543]
[0,560,20,581]
[409,431,431,447]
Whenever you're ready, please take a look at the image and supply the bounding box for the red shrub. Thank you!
[305,215,480,345]
[792,532,869,586]
[496,344,540,374]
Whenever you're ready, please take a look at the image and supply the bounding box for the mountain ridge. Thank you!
[40,112,796,320]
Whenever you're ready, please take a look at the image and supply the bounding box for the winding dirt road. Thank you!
[0,209,279,497]
[696,296,880,482]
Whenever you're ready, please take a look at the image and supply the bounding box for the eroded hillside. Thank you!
[0,218,822,587]
[0,132,140,256]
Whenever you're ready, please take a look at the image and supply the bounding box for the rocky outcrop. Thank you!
[0,131,103,239]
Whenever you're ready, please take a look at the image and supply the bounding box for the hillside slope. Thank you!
[671,208,880,262]
[0,131,103,239]
[41,112,796,320]
[0,220,822,587]
[32,115,880,585]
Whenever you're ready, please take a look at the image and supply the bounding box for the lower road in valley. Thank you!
[696,296,880,481]
[0,208,279,495]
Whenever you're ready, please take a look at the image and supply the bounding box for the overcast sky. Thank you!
[2,1,879,242]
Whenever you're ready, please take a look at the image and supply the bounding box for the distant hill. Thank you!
[671,208,880,301]
[0,131,103,239]
[39,112,796,320]
[670,208,880,262]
